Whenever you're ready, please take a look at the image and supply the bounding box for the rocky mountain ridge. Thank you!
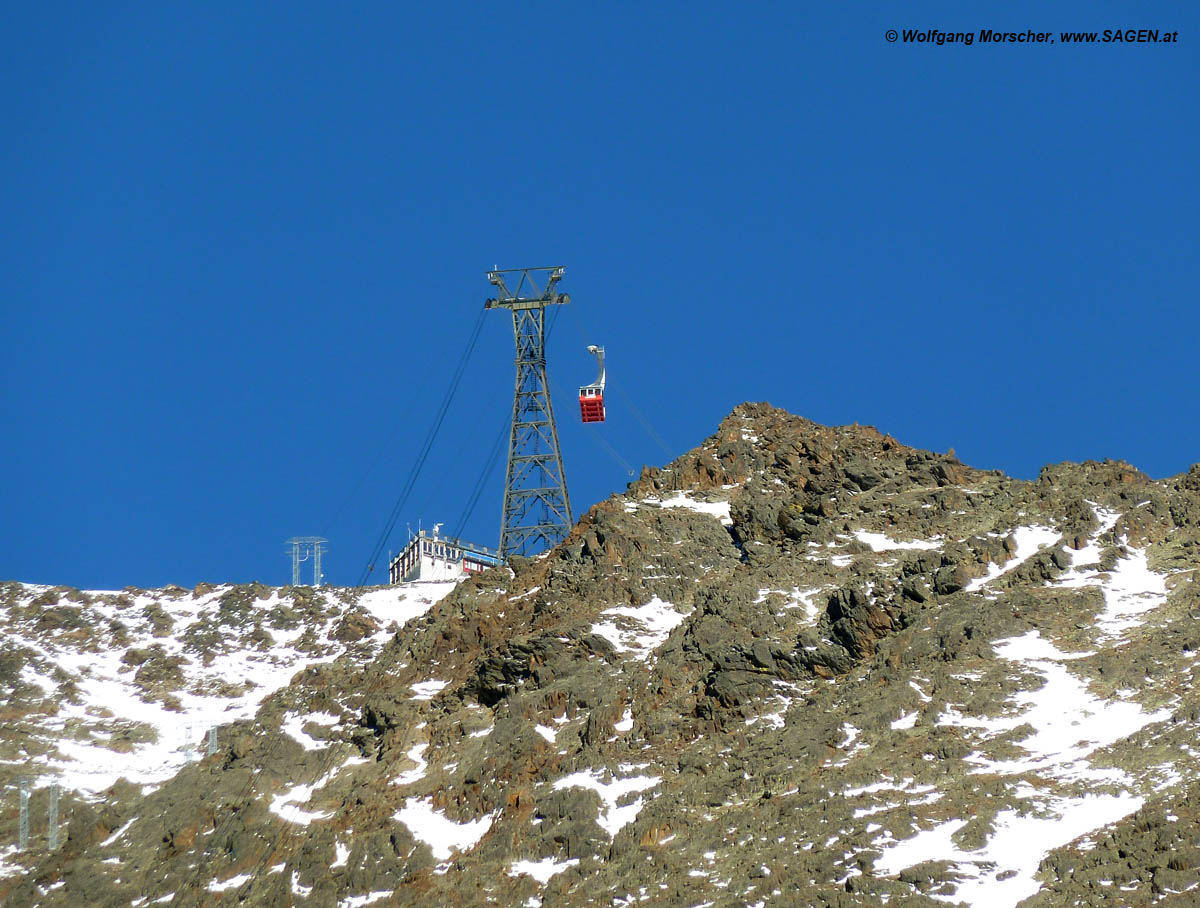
[3,402,1200,907]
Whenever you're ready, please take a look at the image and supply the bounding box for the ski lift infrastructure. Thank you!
[196,270,673,908]
[579,345,606,423]
[355,266,673,585]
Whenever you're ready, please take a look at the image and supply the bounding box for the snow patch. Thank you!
[291,871,312,897]
[966,526,1060,591]
[634,491,733,527]
[208,874,251,892]
[551,769,660,838]
[875,794,1144,907]
[754,587,823,621]
[590,597,689,661]
[393,797,495,860]
[877,628,1173,906]
[1057,527,1168,637]
[9,581,458,798]
[281,711,340,751]
[270,765,339,825]
[939,631,1171,779]
[338,891,393,907]
[331,840,350,868]
[355,582,458,630]
[508,856,580,884]
[614,708,634,733]
[391,742,429,786]
[829,723,869,766]
[410,680,449,700]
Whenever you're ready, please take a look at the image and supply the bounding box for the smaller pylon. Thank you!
[17,778,30,851]
[285,537,328,586]
[48,782,60,850]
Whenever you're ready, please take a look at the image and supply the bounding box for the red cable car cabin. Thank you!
[580,387,605,422]
[579,344,606,423]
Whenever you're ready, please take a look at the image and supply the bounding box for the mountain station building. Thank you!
[388,526,502,583]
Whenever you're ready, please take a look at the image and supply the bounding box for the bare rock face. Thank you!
[6,402,1200,908]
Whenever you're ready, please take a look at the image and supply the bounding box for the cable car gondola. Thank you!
[579,344,606,423]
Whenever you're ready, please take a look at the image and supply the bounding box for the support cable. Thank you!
[356,308,486,585]
[611,381,676,461]
[321,393,423,541]
[412,379,507,520]
[451,412,510,541]
[591,430,637,477]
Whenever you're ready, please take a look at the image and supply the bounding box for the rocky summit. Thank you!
[4,402,1200,908]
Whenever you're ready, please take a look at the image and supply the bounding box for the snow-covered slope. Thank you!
[0,580,457,881]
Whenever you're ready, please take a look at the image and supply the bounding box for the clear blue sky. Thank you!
[3,2,1197,589]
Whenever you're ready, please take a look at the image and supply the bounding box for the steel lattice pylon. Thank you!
[285,537,326,586]
[486,267,572,560]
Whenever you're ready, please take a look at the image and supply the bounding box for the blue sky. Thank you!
[3,2,1197,589]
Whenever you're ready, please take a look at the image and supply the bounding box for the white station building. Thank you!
[388,525,502,584]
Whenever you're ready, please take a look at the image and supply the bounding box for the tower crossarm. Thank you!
[485,267,570,311]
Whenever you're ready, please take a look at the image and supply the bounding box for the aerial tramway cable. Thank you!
[418,305,561,549]
[363,292,560,583]
[590,428,636,477]
[412,379,507,520]
[612,381,675,460]
[451,411,509,541]
[357,308,485,583]
[377,302,561,566]
[321,383,423,540]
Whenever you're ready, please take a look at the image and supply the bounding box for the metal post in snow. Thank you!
[17,780,30,852]
[48,783,60,850]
